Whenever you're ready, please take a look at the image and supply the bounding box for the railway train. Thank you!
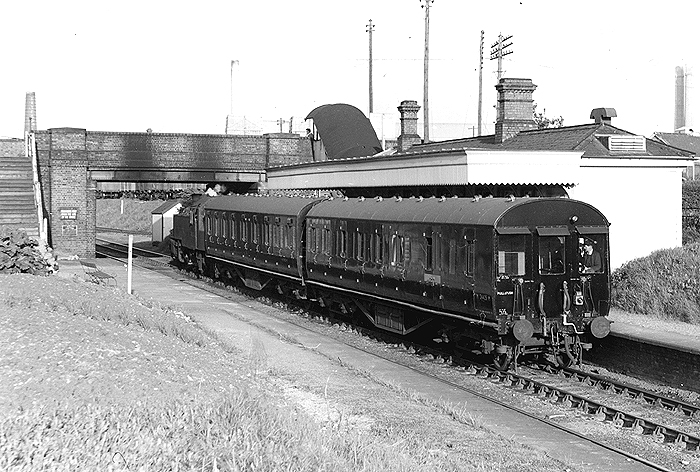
[170,193,611,370]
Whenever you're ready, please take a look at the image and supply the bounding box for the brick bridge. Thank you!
[34,128,312,258]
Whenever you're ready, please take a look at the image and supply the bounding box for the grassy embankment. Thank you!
[611,180,700,325]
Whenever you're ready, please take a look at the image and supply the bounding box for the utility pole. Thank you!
[477,30,484,136]
[367,19,375,115]
[489,34,512,121]
[230,60,239,116]
[421,0,434,142]
[489,33,513,81]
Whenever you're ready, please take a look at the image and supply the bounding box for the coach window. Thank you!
[251,216,258,244]
[206,214,212,235]
[323,228,331,255]
[338,229,347,258]
[241,216,248,242]
[447,238,456,275]
[231,214,238,241]
[268,220,274,248]
[458,239,475,276]
[354,230,363,261]
[273,221,280,248]
[539,236,566,275]
[390,234,404,267]
[287,219,295,249]
[373,232,383,263]
[425,236,433,271]
[578,234,606,274]
[497,234,527,276]
[221,214,228,239]
[309,226,317,253]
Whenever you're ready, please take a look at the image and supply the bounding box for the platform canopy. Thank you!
[267,148,583,190]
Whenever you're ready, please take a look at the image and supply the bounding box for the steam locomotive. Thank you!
[170,194,611,370]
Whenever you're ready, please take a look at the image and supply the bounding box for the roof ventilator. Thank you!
[597,135,646,152]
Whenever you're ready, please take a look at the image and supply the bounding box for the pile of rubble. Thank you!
[0,230,58,275]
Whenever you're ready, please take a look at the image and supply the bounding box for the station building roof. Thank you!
[267,122,695,191]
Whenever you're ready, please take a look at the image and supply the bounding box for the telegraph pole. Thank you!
[367,19,375,114]
[230,59,239,116]
[477,30,484,136]
[490,34,512,120]
[421,0,434,142]
[489,33,513,81]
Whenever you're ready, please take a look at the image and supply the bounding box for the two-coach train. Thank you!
[170,194,611,370]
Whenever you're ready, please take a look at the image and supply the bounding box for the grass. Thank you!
[611,243,700,324]
[96,198,166,233]
[1,274,574,472]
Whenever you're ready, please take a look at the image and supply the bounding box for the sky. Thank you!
[1,0,698,141]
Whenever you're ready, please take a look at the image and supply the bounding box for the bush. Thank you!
[611,243,700,324]
[682,181,700,244]
[0,230,57,275]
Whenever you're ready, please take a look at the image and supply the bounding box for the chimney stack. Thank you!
[397,100,422,152]
[494,78,537,143]
[24,92,37,134]
[590,108,617,124]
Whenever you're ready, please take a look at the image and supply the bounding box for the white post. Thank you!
[127,234,133,294]
[120,199,124,215]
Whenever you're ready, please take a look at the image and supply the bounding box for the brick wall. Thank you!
[495,78,538,143]
[41,129,94,258]
[33,129,314,257]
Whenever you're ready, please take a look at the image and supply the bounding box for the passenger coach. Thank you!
[303,196,611,368]
[170,194,611,369]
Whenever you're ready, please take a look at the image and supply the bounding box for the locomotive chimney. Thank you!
[494,78,537,143]
[397,100,422,152]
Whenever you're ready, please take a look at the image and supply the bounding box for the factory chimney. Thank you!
[24,92,37,134]
[675,66,687,132]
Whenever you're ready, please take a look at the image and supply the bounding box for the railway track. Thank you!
[95,234,699,471]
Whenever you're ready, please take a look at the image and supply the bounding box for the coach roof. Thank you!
[307,196,609,230]
[203,195,324,217]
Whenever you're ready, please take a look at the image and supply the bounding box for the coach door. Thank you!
[536,227,571,316]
